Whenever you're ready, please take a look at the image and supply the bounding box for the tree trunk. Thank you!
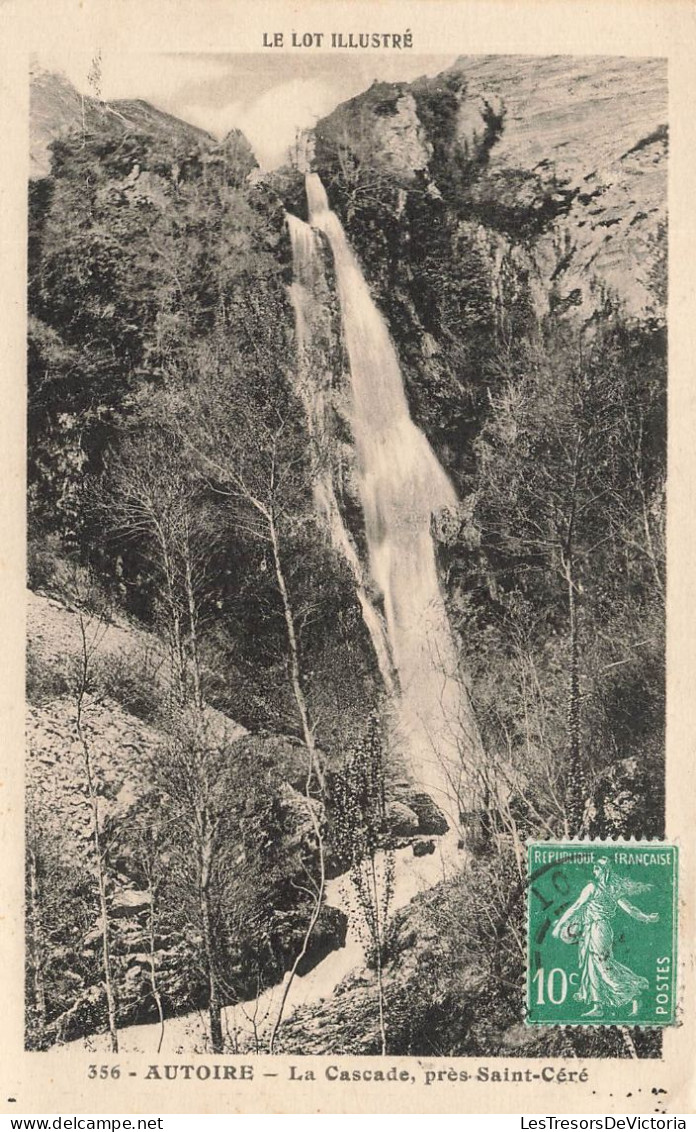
[27,845,47,1039]
[183,543,203,711]
[145,866,165,1055]
[200,845,223,1054]
[268,510,325,792]
[75,619,119,1054]
[268,809,325,1054]
[639,486,665,598]
[562,552,585,837]
[265,509,327,1051]
[565,555,580,765]
[158,538,187,703]
[97,859,119,1054]
[82,738,119,1053]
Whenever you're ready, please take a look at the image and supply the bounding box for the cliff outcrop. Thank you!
[312,55,666,323]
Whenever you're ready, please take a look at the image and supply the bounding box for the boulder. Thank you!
[385,800,420,838]
[296,903,349,976]
[278,781,325,851]
[110,889,151,918]
[402,792,449,836]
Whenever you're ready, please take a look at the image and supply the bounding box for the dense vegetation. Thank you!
[313,84,666,845]
[26,79,666,1058]
[27,111,381,1050]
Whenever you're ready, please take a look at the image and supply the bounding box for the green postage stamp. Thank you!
[527,841,678,1026]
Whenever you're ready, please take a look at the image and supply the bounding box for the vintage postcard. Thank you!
[1,0,695,1116]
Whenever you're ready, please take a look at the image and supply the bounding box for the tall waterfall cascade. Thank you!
[287,212,396,692]
[290,173,482,831]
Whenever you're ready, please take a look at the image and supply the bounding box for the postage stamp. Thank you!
[527,841,678,1026]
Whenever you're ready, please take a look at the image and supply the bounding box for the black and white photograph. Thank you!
[22,44,670,1065]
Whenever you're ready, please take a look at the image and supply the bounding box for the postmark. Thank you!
[527,841,678,1026]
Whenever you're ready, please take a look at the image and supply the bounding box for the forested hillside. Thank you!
[27,59,666,1057]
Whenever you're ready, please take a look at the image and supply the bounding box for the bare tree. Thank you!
[128,814,167,1054]
[175,346,326,793]
[332,716,393,1054]
[474,350,594,772]
[71,597,119,1053]
[25,813,48,1043]
[267,797,325,1054]
[102,428,215,710]
[152,718,241,1053]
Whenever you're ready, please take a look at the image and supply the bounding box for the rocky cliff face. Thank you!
[460,55,667,322]
[312,56,667,323]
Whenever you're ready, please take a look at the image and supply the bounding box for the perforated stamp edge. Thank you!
[523,836,680,1030]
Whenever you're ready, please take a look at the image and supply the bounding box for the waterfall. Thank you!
[287,213,396,692]
[291,174,482,830]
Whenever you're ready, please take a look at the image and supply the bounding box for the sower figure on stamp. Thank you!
[552,856,660,1018]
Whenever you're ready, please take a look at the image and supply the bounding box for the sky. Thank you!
[33,49,458,167]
